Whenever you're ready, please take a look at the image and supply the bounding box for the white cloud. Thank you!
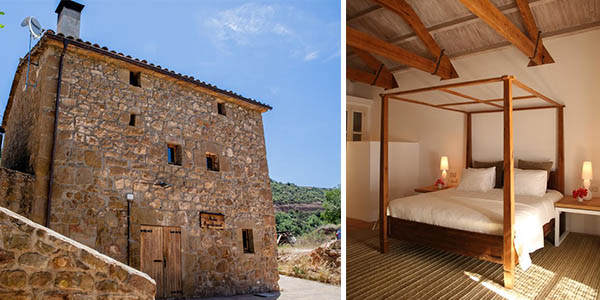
[304,51,319,61]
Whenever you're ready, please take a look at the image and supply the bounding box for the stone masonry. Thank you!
[0,205,156,299]
[0,168,34,217]
[1,31,279,298]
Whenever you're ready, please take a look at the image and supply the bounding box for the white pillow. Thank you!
[514,168,547,197]
[457,167,496,192]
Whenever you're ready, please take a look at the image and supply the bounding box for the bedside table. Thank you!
[554,197,600,246]
[414,185,453,193]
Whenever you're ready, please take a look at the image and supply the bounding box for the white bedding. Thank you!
[387,188,563,270]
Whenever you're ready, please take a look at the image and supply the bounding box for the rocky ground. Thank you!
[277,239,341,285]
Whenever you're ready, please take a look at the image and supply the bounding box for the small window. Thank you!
[217,102,226,116]
[129,71,141,87]
[346,109,367,141]
[242,229,254,254]
[129,114,136,126]
[206,153,220,171]
[167,144,182,166]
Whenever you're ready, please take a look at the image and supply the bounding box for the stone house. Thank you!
[0,0,278,298]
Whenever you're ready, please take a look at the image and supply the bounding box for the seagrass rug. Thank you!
[347,228,600,299]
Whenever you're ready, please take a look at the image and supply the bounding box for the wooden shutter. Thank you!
[163,227,182,297]
[140,225,164,298]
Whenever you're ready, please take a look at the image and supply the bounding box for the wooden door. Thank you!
[140,225,164,298]
[163,226,182,298]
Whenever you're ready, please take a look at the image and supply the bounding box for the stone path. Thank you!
[197,275,341,300]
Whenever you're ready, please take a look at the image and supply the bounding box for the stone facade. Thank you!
[0,168,34,217]
[0,205,155,299]
[1,33,278,298]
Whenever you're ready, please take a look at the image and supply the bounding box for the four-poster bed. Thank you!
[377,75,565,288]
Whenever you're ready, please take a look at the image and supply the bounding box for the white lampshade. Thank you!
[440,156,449,171]
[582,161,593,180]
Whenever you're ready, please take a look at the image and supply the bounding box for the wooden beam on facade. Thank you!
[379,95,389,254]
[439,88,503,108]
[353,48,398,89]
[515,0,555,66]
[457,0,547,65]
[373,0,458,79]
[347,67,397,90]
[502,75,515,289]
[390,96,467,114]
[347,26,458,80]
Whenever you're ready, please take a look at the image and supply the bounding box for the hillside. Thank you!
[270,179,331,205]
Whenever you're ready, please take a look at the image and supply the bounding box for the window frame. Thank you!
[242,229,254,254]
[129,71,141,87]
[206,153,220,172]
[346,96,372,142]
[217,102,226,116]
[129,113,137,127]
[167,144,182,166]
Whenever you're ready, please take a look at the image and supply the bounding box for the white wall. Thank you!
[346,142,419,222]
[347,28,600,235]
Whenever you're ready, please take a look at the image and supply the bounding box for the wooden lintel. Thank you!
[439,88,503,108]
[347,26,458,80]
[515,0,555,66]
[373,0,458,79]
[347,67,396,90]
[512,80,562,106]
[386,76,502,96]
[458,0,546,65]
[352,48,398,89]
[502,76,515,289]
[390,96,467,114]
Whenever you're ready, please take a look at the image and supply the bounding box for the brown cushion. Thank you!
[518,159,553,180]
[472,161,503,188]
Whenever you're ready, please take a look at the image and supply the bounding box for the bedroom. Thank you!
[345,0,600,299]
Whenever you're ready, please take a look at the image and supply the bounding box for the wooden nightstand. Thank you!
[414,185,453,193]
[554,197,600,246]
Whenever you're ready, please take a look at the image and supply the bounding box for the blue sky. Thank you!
[0,1,340,188]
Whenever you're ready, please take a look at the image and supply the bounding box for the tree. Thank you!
[0,12,4,29]
[322,188,341,224]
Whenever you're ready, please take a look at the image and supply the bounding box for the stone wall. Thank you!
[0,168,34,217]
[44,41,278,297]
[0,205,155,299]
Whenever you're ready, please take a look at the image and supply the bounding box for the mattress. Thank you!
[387,188,563,269]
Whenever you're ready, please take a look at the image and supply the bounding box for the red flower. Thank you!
[435,178,445,186]
[572,188,588,199]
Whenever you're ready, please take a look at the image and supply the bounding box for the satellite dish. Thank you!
[21,16,43,39]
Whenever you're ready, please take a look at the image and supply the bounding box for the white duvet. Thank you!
[387,188,563,270]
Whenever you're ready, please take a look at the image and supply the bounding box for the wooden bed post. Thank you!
[557,107,565,194]
[379,94,389,253]
[502,76,515,288]
[466,112,472,168]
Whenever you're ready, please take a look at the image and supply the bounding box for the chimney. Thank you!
[55,0,85,38]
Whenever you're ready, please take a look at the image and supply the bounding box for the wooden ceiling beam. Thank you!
[515,0,555,66]
[457,0,547,66]
[347,26,458,80]
[439,88,503,108]
[373,0,458,80]
[352,48,398,89]
[347,5,383,23]
[347,67,397,90]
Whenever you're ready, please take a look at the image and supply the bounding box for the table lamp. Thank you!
[440,156,449,182]
[582,161,593,200]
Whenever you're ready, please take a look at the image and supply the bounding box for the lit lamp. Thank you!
[440,156,449,182]
[582,161,593,200]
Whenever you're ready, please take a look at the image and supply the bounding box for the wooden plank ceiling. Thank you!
[347,0,600,88]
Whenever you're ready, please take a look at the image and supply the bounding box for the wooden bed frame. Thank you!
[378,76,565,288]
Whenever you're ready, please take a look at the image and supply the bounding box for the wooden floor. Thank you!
[347,223,600,299]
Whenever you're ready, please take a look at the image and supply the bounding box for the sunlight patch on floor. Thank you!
[545,277,597,300]
[464,263,555,299]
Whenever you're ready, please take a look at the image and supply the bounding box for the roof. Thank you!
[347,0,600,74]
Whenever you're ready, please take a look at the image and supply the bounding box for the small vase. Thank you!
[577,196,583,203]
[437,183,443,189]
